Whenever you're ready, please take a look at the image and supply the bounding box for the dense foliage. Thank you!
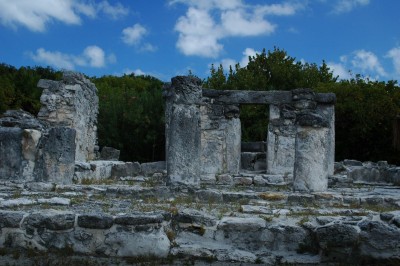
[94,74,165,162]
[0,63,62,114]
[1,46,400,164]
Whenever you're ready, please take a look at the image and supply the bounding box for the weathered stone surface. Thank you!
[141,161,165,176]
[216,217,266,251]
[316,223,359,249]
[358,220,400,260]
[267,105,296,175]
[0,127,23,180]
[0,211,25,228]
[24,211,75,230]
[195,189,223,202]
[114,213,164,225]
[104,229,170,258]
[293,126,329,192]
[177,208,217,226]
[165,76,202,186]
[77,213,113,229]
[38,71,98,161]
[200,102,241,178]
[0,110,46,130]
[111,162,141,178]
[264,224,308,251]
[99,146,120,161]
[34,127,76,184]
[202,89,292,105]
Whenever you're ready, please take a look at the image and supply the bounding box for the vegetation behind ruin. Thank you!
[1,47,400,163]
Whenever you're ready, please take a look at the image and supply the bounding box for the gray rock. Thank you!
[177,208,217,226]
[195,189,223,203]
[216,174,233,184]
[141,161,166,176]
[104,229,170,258]
[0,211,25,228]
[25,211,75,230]
[114,213,164,225]
[316,223,359,249]
[343,159,363,166]
[358,220,400,260]
[111,162,141,178]
[100,146,120,161]
[77,213,113,229]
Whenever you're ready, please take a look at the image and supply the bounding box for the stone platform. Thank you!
[0,169,399,265]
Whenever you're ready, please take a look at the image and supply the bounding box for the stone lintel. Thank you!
[203,89,335,105]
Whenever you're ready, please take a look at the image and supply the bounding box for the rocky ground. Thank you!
[0,162,399,265]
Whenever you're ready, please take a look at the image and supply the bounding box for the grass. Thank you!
[259,192,286,201]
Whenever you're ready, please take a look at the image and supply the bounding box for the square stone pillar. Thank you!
[293,112,330,192]
[164,76,202,186]
[266,104,296,175]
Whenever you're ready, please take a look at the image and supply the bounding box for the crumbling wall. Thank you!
[0,110,75,183]
[37,71,98,161]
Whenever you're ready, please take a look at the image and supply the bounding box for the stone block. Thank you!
[77,213,113,229]
[111,162,141,178]
[0,211,25,228]
[100,146,120,161]
[115,213,164,225]
[141,161,166,176]
[25,211,75,230]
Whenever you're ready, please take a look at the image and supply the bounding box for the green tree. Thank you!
[94,74,165,162]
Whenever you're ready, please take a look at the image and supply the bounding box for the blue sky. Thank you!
[0,0,399,82]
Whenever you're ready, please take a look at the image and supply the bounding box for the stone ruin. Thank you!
[0,74,399,265]
[164,76,335,192]
[0,72,97,184]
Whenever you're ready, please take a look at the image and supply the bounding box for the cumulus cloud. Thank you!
[327,62,351,80]
[121,24,147,45]
[171,1,302,58]
[386,47,400,78]
[332,0,370,14]
[212,47,260,72]
[30,45,114,70]
[351,49,386,77]
[0,0,128,32]
[98,0,129,19]
[327,49,389,80]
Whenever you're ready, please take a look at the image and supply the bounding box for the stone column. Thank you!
[266,104,296,175]
[292,89,331,192]
[165,76,202,186]
[200,101,240,182]
[293,113,330,192]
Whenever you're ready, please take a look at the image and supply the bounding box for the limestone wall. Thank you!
[0,110,76,183]
[38,71,98,161]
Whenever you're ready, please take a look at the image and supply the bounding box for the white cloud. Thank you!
[0,0,128,32]
[212,47,260,71]
[98,0,129,20]
[171,1,302,58]
[175,7,222,57]
[351,49,386,77]
[30,45,114,70]
[83,45,105,67]
[386,47,400,78]
[221,10,275,37]
[327,62,351,80]
[31,48,76,69]
[122,24,147,45]
[332,0,370,14]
